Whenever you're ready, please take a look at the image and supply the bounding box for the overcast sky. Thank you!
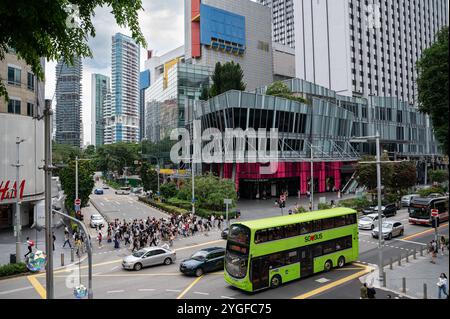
[45,0,185,145]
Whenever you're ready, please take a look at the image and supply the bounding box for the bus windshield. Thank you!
[409,206,429,219]
[228,224,250,245]
[225,242,248,279]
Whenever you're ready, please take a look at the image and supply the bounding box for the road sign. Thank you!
[280,194,286,202]
[224,199,232,205]
[74,204,80,212]
[75,198,81,206]
[431,209,439,217]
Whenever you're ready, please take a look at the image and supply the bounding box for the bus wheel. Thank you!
[337,256,345,268]
[324,260,333,272]
[270,275,282,288]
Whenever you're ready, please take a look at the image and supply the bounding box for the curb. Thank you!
[0,271,32,281]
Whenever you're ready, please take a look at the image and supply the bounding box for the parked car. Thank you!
[94,188,104,195]
[401,194,420,207]
[221,228,229,240]
[122,247,176,271]
[358,213,386,230]
[362,203,397,217]
[372,221,404,240]
[179,247,225,277]
[427,193,444,198]
[90,213,105,228]
[102,185,110,189]
[115,187,131,195]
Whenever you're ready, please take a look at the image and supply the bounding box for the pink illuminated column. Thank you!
[300,163,309,194]
[319,162,326,193]
[334,162,342,190]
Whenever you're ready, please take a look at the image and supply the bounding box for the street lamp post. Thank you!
[310,145,314,211]
[12,137,25,263]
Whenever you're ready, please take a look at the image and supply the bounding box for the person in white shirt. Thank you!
[437,273,448,299]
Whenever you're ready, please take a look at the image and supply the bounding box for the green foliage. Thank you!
[265,81,308,104]
[177,174,237,211]
[94,142,140,175]
[140,162,159,192]
[83,145,96,158]
[390,161,417,190]
[167,198,192,210]
[139,197,188,215]
[209,62,246,97]
[160,182,178,199]
[52,142,82,165]
[104,179,121,190]
[0,262,28,277]
[418,186,445,197]
[0,0,146,101]
[416,26,449,155]
[199,86,210,101]
[338,197,371,212]
[355,154,394,191]
[318,203,332,210]
[296,206,307,213]
[59,160,95,211]
[429,170,449,184]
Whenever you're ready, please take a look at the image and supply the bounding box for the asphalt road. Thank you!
[0,189,448,300]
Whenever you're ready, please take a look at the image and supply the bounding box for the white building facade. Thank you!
[257,0,295,48]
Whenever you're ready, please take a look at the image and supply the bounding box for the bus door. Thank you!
[299,247,314,277]
[251,257,269,290]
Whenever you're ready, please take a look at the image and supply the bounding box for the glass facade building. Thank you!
[91,73,110,146]
[145,63,212,142]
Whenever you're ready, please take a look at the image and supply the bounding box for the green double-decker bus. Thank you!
[224,208,359,292]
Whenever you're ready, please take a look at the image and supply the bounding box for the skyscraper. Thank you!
[293,0,449,104]
[105,33,140,144]
[55,56,83,147]
[257,0,295,48]
[139,70,151,141]
[91,73,110,146]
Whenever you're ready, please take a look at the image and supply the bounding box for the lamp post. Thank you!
[12,137,25,263]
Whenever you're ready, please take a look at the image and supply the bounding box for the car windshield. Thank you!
[360,217,373,222]
[132,250,146,258]
[190,251,208,261]
[92,215,102,220]
[382,222,393,229]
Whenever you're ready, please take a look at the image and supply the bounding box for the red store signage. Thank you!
[0,180,26,202]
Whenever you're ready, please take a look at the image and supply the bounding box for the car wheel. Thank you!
[164,257,172,265]
[133,263,143,271]
[387,233,392,240]
[371,224,375,230]
[195,268,204,277]
[270,275,282,288]
[324,260,333,272]
[338,256,345,268]
[400,229,404,236]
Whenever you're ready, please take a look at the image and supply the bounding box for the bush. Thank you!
[296,206,307,213]
[104,179,122,190]
[0,263,28,277]
[338,197,371,212]
[160,182,178,199]
[167,198,192,210]
[139,196,188,215]
[318,203,332,210]
[418,186,445,197]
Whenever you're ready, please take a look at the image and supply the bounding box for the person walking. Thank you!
[437,273,448,299]
[97,231,103,248]
[440,236,446,256]
[75,237,82,257]
[360,283,368,299]
[430,240,438,264]
[367,285,376,299]
[24,237,34,258]
[62,231,72,248]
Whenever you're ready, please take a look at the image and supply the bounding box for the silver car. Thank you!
[372,221,404,240]
[115,187,131,195]
[401,194,419,207]
[122,247,176,271]
[90,213,105,228]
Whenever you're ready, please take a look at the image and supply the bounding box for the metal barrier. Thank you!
[402,277,406,293]
[390,257,393,270]
[71,248,74,262]
[61,253,64,266]
[423,283,427,299]
[398,255,402,266]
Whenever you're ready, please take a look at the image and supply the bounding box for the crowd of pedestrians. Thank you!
[96,213,226,251]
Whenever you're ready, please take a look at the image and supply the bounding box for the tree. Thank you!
[209,62,246,97]
[52,142,82,165]
[59,160,94,212]
[93,142,140,175]
[265,81,308,104]
[140,162,158,192]
[0,0,146,101]
[199,86,210,101]
[83,145,96,158]
[416,26,449,155]
[429,169,449,184]
[160,181,177,199]
[355,154,394,191]
[390,161,417,190]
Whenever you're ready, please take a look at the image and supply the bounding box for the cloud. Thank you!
[45,0,184,146]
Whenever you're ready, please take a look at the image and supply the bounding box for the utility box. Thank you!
[10,254,16,264]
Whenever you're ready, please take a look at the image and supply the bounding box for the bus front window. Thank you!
[409,206,429,219]
[225,244,248,279]
[228,224,250,245]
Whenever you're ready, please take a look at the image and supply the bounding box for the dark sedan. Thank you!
[179,247,225,277]
[362,203,397,217]
[221,228,229,240]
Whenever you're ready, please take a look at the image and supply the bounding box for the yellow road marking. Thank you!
[293,263,373,299]
[402,223,448,241]
[177,275,204,299]
[27,275,46,299]
[49,273,181,278]
[334,267,366,271]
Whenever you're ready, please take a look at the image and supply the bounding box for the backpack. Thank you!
[29,240,35,247]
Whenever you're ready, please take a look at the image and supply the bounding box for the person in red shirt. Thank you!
[24,237,34,258]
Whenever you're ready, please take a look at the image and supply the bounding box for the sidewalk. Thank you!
[363,248,449,299]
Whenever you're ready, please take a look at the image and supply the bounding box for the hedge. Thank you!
[337,197,371,212]
[318,203,332,210]
[0,262,28,277]
[418,186,446,197]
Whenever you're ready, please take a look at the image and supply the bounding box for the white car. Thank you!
[90,213,105,228]
[115,187,131,195]
[358,213,386,230]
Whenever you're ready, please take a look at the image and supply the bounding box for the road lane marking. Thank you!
[334,267,365,271]
[138,288,156,292]
[394,239,427,246]
[166,289,182,292]
[293,263,373,299]
[177,275,204,299]
[221,296,235,299]
[402,223,448,241]
[315,278,330,283]
[111,266,119,271]
[0,286,34,295]
[194,291,209,295]
[173,239,225,252]
[27,275,46,299]
[107,290,124,293]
